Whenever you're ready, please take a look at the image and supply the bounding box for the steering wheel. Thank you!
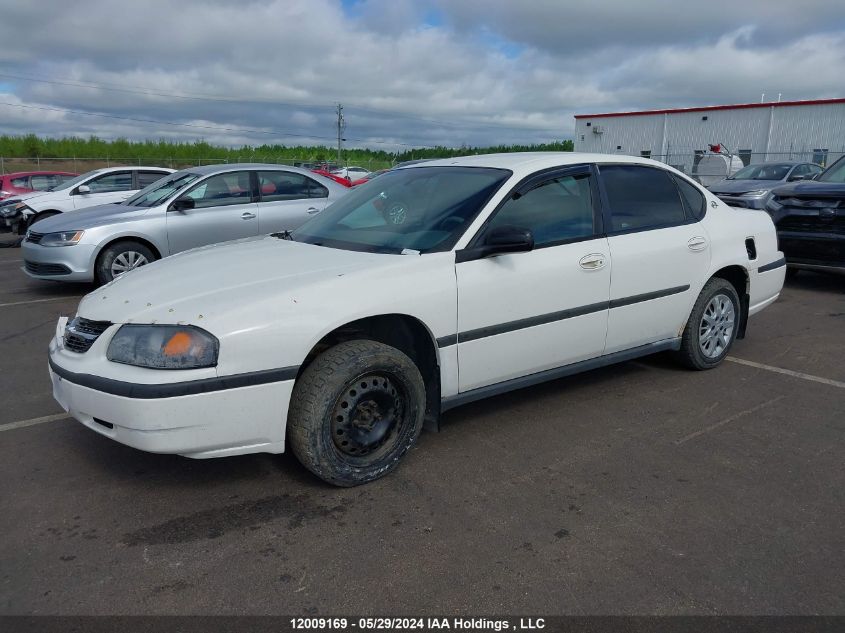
[436,215,465,232]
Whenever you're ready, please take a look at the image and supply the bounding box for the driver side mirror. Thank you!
[75,185,90,195]
[456,225,535,263]
[170,197,195,212]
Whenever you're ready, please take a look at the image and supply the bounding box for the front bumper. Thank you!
[21,239,97,282]
[49,327,294,458]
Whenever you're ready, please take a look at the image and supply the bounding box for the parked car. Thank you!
[331,166,371,181]
[708,161,823,209]
[311,168,352,187]
[4,166,174,234]
[46,153,784,486]
[766,154,845,276]
[351,169,389,186]
[0,171,78,201]
[22,164,349,284]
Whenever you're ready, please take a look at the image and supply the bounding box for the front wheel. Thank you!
[677,278,740,370]
[28,210,61,228]
[95,240,156,285]
[287,340,426,486]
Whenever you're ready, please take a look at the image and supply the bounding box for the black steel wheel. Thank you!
[288,340,426,486]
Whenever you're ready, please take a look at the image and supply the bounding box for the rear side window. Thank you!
[258,171,327,201]
[600,165,686,232]
[137,171,168,188]
[10,176,29,188]
[673,175,706,220]
[488,173,596,247]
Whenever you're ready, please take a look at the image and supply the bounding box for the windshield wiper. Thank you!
[271,230,295,241]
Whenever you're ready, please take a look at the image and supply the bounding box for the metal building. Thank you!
[573,98,845,178]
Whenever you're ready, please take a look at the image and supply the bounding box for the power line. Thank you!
[0,71,562,133]
[0,101,438,148]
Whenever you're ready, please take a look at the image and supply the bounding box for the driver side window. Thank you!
[185,172,253,209]
[487,173,596,247]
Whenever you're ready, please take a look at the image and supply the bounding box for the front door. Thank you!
[455,166,611,392]
[166,170,259,254]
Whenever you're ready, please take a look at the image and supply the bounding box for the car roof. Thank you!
[184,163,325,176]
[399,152,670,178]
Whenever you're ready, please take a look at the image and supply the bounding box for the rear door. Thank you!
[72,170,134,209]
[165,170,259,253]
[455,166,611,392]
[598,164,711,353]
[256,170,330,233]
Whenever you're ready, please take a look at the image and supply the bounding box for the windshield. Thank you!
[47,169,104,192]
[729,164,791,181]
[124,172,201,207]
[818,156,845,183]
[290,166,511,254]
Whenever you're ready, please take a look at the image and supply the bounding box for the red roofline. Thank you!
[574,97,845,119]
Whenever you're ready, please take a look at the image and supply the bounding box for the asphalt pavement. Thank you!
[0,246,843,616]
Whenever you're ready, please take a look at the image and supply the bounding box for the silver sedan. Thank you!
[21,164,350,284]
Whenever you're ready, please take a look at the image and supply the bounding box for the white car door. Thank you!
[598,164,712,353]
[166,170,259,253]
[455,166,611,392]
[256,170,330,233]
[72,170,136,209]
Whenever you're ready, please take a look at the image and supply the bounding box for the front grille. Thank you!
[26,231,45,244]
[64,317,112,354]
[24,261,70,276]
[778,216,845,235]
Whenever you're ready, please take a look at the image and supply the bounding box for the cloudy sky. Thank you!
[0,0,843,151]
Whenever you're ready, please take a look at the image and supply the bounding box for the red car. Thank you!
[0,171,78,200]
[311,168,352,187]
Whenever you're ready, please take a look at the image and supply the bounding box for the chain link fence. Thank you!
[0,156,395,175]
[642,150,844,183]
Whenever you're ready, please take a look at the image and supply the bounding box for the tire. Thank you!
[288,340,426,487]
[677,278,740,370]
[29,210,60,227]
[95,240,156,285]
[785,267,800,281]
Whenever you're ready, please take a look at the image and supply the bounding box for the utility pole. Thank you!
[336,103,345,165]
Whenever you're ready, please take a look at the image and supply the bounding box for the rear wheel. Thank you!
[95,240,156,285]
[677,278,740,370]
[287,340,426,487]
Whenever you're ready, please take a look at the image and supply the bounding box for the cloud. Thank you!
[0,0,842,150]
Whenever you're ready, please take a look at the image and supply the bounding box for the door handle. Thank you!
[307,206,320,214]
[579,253,607,270]
[688,236,708,251]
[241,211,257,220]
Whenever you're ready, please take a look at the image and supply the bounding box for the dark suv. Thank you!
[766,155,845,275]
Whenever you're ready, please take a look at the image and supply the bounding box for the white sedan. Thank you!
[47,153,785,486]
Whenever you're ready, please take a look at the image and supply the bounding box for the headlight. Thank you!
[740,190,768,197]
[39,231,85,246]
[766,197,783,212]
[107,324,219,369]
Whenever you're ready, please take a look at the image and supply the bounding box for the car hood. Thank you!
[771,181,845,198]
[709,179,782,194]
[30,203,153,232]
[77,236,390,325]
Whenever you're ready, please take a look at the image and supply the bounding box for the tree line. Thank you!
[0,134,574,165]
